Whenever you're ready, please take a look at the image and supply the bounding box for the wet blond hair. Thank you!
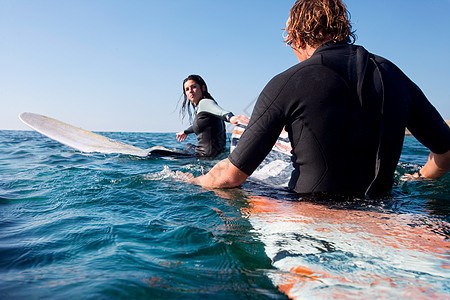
[285,0,356,48]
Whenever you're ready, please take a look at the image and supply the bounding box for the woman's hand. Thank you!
[176,131,188,142]
[229,115,249,125]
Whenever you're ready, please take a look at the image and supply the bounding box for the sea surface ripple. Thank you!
[0,130,448,299]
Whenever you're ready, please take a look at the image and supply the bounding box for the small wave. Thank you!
[142,164,204,182]
[143,166,178,181]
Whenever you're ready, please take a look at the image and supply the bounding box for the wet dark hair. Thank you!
[179,75,215,122]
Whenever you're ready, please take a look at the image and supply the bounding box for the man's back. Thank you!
[229,42,449,196]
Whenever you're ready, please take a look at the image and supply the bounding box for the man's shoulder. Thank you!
[369,53,406,79]
[280,55,323,75]
[266,54,336,93]
[268,58,321,87]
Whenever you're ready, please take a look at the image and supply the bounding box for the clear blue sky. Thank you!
[1,0,449,132]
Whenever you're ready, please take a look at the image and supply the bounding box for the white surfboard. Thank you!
[19,112,192,157]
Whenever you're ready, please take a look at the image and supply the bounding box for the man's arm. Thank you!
[189,158,248,188]
[403,150,450,181]
[417,150,450,179]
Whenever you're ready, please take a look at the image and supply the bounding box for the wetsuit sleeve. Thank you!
[406,81,450,154]
[183,126,194,134]
[228,77,286,175]
[197,99,235,122]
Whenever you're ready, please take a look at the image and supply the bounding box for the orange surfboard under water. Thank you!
[229,120,449,299]
[241,196,449,299]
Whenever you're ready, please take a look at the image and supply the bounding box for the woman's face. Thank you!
[184,80,204,105]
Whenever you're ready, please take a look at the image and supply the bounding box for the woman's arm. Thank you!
[176,131,188,142]
[176,126,194,142]
[197,99,236,122]
[197,99,249,125]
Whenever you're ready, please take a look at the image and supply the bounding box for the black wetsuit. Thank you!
[229,42,450,197]
[184,99,234,157]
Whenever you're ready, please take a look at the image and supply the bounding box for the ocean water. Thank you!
[0,130,449,299]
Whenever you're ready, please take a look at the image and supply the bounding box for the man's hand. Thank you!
[177,159,248,189]
[401,150,450,181]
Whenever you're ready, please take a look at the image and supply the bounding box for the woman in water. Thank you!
[176,75,244,157]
